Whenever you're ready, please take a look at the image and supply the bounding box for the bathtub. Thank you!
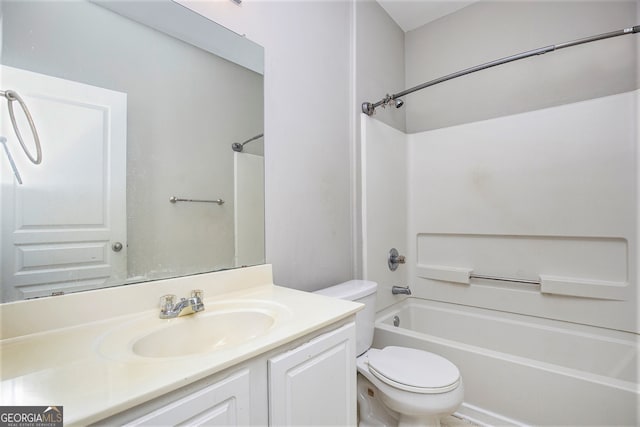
[373,298,639,426]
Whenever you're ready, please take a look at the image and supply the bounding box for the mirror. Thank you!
[0,0,265,302]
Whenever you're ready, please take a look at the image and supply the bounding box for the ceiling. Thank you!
[376,0,479,32]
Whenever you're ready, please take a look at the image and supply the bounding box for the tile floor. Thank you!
[441,415,480,427]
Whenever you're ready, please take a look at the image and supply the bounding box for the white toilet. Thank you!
[315,280,463,427]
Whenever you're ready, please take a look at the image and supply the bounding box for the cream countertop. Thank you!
[0,265,361,425]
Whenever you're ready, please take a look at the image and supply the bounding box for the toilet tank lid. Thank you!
[314,280,377,301]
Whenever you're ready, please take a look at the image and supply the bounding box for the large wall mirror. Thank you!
[0,0,265,302]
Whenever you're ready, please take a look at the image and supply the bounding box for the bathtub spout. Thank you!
[392,285,411,295]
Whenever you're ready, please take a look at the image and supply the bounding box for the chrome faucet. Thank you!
[391,285,411,295]
[159,290,205,319]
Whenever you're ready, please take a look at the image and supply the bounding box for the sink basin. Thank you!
[96,299,292,360]
[133,310,275,358]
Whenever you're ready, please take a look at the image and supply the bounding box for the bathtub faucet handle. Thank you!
[388,248,406,271]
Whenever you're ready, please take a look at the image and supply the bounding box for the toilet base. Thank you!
[358,375,398,426]
[357,374,450,427]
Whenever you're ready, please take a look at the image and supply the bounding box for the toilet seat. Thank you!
[366,346,460,394]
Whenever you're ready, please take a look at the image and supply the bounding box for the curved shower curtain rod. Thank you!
[362,25,640,116]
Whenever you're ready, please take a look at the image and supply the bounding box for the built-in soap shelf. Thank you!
[416,233,630,301]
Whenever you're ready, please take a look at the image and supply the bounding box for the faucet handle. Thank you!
[160,294,176,311]
[190,289,205,312]
[388,248,406,271]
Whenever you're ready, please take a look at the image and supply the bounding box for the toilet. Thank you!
[314,280,463,427]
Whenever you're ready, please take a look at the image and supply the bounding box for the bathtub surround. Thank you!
[362,89,639,424]
[361,0,638,287]
[361,117,408,312]
[407,91,637,332]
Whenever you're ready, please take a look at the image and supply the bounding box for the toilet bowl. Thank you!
[314,280,463,427]
[357,347,464,427]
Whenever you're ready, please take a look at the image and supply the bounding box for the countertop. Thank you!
[0,266,361,425]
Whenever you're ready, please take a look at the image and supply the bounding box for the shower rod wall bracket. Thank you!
[231,133,263,152]
[362,24,640,116]
[362,102,375,116]
[362,95,404,115]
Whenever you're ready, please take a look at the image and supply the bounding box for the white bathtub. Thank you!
[373,298,639,426]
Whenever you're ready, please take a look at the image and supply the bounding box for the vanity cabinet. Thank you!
[122,369,252,426]
[96,364,263,427]
[96,320,355,426]
[268,323,356,426]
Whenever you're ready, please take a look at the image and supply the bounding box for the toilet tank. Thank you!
[314,280,377,356]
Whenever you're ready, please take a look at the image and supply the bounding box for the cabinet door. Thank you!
[124,369,251,426]
[268,322,356,426]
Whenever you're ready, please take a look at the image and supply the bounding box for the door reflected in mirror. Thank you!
[0,0,265,302]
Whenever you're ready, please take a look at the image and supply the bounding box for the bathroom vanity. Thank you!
[0,265,360,426]
[98,321,355,426]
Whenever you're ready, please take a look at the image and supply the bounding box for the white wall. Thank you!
[356,0,406,133]
[181,1,354,290]
[405,0,638,132]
